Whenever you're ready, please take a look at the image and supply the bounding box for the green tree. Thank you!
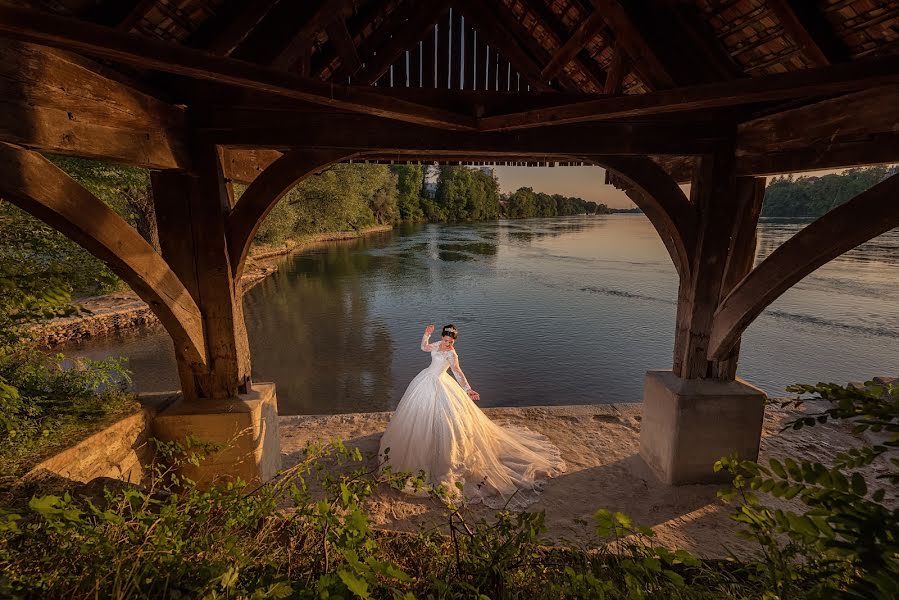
[390,164,426,222]
[761,166,892,217]
[507,187,538,218]
[535,192,557,217]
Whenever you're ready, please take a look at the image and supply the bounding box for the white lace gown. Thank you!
[378,333,567,509]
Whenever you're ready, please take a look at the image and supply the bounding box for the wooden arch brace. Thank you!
[0,142,207,369]
[591,156,697,279]
[709,172,899,360]
[226,148,358,281]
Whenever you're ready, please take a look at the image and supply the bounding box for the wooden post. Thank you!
[674,144,739,379]
[711,176,765,379]
[151,143,251,400]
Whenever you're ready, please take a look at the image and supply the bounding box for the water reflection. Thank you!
[59,216,899,414]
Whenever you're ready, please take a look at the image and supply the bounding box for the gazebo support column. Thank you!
[150,144,280,487]
[640,149,767,485]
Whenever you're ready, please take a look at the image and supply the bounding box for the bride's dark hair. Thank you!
[441,324,458,339]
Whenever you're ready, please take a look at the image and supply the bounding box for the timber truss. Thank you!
[0,1,897,399]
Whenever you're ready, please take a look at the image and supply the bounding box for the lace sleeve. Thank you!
[421,333,437,352]
[450,350,472,391]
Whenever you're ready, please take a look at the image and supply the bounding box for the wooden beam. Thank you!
[187,0,283,56]
[541,11,606,82]
[675,146,739,378]
[458,0,554,92]
[711,176,766,379]
[767,0,850,67]
[521,0,606,91]
[0,142,206,368]
[221,148,284,184]
[0,5,476,131]
[709,172,899,361]
[736,85,899,174]
[0,41,189,169]
[591,0,675,90]
[478,53,899,131]
[156,144,253,399]
[271,0,352,70]
[591,156,696,278]
[195,108,728,155]
[324,17,362,78]
[83,0,154,31]
[226,148,357,281]
[603,45,626,94]
[354,0,451,86]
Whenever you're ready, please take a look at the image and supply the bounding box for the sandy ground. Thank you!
[279,402,896,558]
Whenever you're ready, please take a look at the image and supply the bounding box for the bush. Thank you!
[0,379,895,598]
[0,347,134,481]
[716,379,899,599]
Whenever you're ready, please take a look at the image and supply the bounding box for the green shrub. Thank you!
[716,379,899,599]
[0,348,134,480]
[1,379,895,599]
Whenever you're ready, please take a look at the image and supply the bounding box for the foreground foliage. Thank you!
[0,379,895,599]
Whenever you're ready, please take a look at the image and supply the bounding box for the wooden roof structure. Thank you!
[1,0,896,173]
[0,0,897,418]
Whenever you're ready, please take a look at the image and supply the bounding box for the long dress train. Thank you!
[378,333,566,509]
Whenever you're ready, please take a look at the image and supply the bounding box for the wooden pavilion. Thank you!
[1,0,897,485]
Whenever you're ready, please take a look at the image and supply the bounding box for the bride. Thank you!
[378,324,566,508]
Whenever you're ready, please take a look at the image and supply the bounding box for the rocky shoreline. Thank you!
[32,225,393,347]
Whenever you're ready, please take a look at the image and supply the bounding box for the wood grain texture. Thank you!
[0,41,189,169]
[0,4,475,131]
[0,142,206,369]
[226,148,358,281]
[709,172,899,361]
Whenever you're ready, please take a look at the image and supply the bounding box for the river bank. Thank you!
[31,225,393,347]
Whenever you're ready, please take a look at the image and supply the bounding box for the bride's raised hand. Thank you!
[424,324,435,335]
[467,389,480,402]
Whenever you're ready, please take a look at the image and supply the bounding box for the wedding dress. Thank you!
[378,332,566,509]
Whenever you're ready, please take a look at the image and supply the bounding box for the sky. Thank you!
[493,165,637,208]
[492,165,887,209]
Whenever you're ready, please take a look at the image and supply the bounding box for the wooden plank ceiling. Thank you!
[24,0,899,94]
[4,1,898,169]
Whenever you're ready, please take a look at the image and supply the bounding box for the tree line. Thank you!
[761,166,895,218]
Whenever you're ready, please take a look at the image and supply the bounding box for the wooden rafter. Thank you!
[187,0,283,56]
[0,142,207,368]
[478,53,899,130]
[518,0,606,91]
[709,172,899,361]
[767,0,850,67]
[271,0,352,70]
[0,4,475,131]
[83,0,155,30]
[541,10,606,82]
[590,0,675,90]
[603,45,626,94]
[458,0,553,92]
[354,0,451,86]
[324,18,362,77]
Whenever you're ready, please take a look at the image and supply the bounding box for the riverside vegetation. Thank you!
[1,158,896,597]
[0,377,896,598]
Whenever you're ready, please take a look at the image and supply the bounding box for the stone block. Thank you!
[152,383,281,487]
[639,370,766,485]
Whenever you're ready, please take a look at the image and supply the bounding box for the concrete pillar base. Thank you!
[639,370,766,485]
[152,383,281,488]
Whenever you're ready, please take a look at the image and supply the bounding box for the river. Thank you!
[62,215,899,414]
